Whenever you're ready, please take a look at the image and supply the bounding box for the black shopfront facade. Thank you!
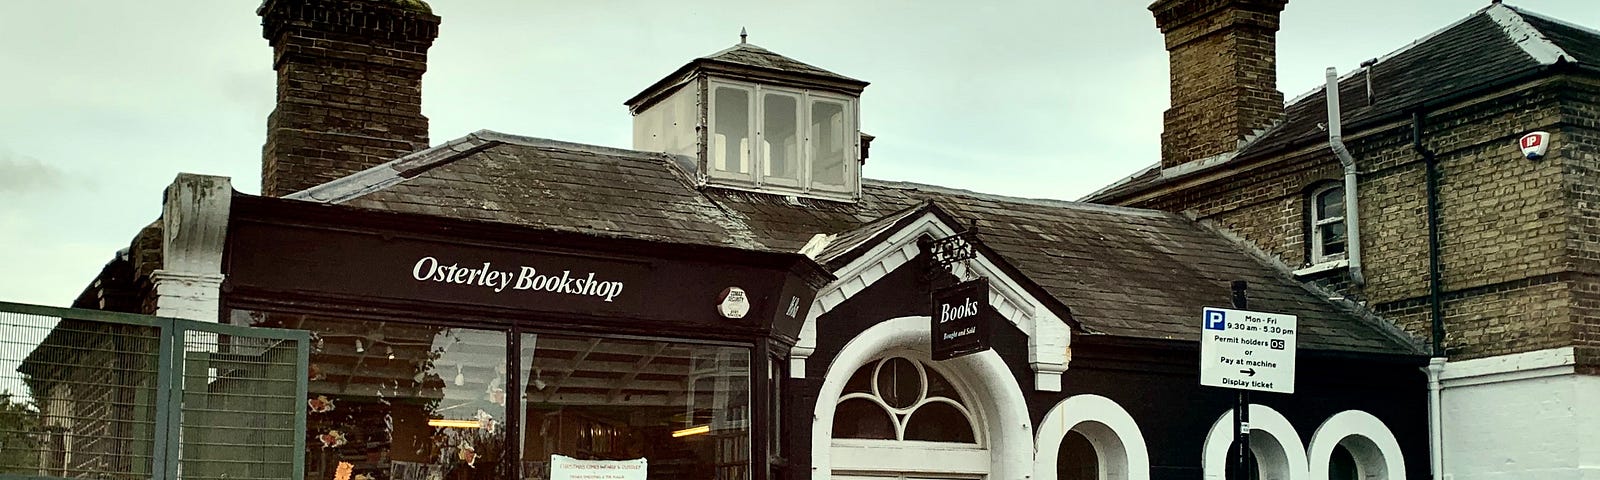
[219,194,831,480]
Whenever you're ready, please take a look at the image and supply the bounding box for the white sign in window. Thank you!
[550,455,647,480]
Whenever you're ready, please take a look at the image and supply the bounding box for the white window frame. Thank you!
[830,354,989,478]
[706,79,859,199]
[708,82,756,182]
[1310,184,1347,264]
[758,86,804,189]
[805,91,858,195]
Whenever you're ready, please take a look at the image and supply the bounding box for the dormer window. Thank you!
[708,80,858,196]
[627,41,869,203]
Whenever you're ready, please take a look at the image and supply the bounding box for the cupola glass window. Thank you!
[708,80,858,197]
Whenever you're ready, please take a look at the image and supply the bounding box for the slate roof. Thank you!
[625,42,869,111]
[1085,2,1600,203]
[298,130,1422,355]
[700,43,865,85]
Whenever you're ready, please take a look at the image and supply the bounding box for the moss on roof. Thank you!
[380,0,431,14]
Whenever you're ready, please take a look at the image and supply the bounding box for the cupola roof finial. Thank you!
[740,27,748,44]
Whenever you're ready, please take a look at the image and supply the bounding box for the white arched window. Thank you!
[829,354,990,479]
[832,356,979,444]
[1310,184,1347,264]
[815,317,1034,480]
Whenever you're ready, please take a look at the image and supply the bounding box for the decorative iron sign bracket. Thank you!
[927,220,979,279]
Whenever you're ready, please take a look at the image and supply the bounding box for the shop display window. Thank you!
[519,333,750,480]
[235,310,752,480]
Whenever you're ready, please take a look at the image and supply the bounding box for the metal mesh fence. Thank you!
[0,310,162,479]
[175,331,302,480]
[0,302,308,480]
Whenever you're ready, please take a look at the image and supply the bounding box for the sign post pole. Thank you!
[1231,280,1249,480]
[1201,282,1296,480]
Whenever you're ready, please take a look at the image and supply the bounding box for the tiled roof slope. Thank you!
[1085,3,1599,203]
[312,132,1420,355]
[701,43,864,84]
[851,183,1411,353]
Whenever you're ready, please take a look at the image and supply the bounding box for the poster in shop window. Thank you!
[550,455,647,480]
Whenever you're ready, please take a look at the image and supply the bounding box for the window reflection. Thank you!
[235,311,753,480]
[238,311,510,479]
[520,333,750,480]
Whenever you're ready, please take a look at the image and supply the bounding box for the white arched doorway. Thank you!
[814,317,1032,480]
[1201,404,1309,480]
[1307,410,1406,480]
[1035,394,1150,480]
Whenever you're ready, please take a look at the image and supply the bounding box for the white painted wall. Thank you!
[1439,347,1599,480]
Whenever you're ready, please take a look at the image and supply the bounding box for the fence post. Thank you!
[153,318,177,480]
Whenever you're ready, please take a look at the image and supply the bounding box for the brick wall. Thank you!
[1151,0,1287,168]
[1116,75,1600,364]
[259,0,439,197]
[1556,77,1600,367]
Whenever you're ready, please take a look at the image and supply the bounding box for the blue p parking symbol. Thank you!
[1205,310,1227,331]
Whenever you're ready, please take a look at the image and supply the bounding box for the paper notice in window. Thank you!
[550,455,647,480]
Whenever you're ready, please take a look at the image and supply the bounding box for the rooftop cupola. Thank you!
[626,35,870,202]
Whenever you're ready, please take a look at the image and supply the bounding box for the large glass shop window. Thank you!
[235,310,751,480]
[520,334,750,480]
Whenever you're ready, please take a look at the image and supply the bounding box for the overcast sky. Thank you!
[0,0,1595,307]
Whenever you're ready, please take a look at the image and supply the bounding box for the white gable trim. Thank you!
[789,211,1071,391]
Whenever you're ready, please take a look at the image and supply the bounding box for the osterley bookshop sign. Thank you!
[410,256,626,302]
[223,215,822,330]
[931,278,993,361]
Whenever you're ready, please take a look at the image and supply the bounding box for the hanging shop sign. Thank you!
[931,278,993,361]
[1199,307,1298,394]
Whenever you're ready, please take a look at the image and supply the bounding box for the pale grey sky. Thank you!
[0,1,1595,307]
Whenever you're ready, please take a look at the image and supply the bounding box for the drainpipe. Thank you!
[1415,110,1445,355]
[1413,109,1447,480]
[1325,68,1366,286]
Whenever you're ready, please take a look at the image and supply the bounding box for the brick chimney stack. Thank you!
[1151,0,1287,168]
[258,0,439,197]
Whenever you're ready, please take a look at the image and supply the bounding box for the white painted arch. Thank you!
[1035,394,1150,480]
[1201,404,1309,480]
[813,316,1033,480]
[1307,410,1406,480]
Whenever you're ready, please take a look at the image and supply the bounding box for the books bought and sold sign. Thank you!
[931,278,994,361]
